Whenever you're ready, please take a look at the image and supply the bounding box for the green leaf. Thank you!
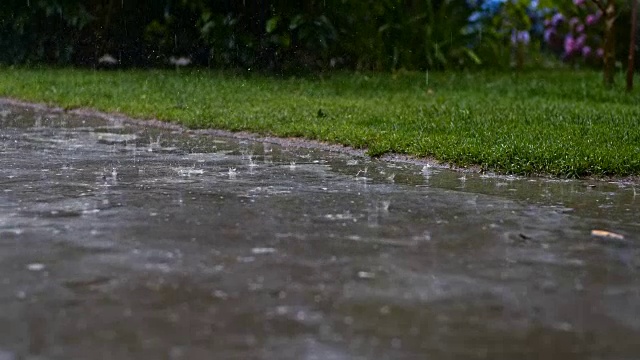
[463,48,482,65]
[289,15,304,30]
[266,16,279,33]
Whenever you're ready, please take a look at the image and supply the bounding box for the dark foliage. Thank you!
[0,0,481,71]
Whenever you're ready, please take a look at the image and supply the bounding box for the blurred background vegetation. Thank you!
[0,0,636,73]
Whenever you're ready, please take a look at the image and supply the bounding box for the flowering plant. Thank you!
[544,0,604,65]
[466,0,550,68]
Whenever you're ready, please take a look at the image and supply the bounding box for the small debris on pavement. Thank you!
[591,230,625,240]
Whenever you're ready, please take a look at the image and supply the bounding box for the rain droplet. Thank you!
[26,263,45,272]
[251,247,277,255]
[357,271,375,279]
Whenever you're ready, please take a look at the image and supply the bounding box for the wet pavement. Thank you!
[1,101,639,360]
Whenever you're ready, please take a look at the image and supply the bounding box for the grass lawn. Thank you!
[1,67,639,177]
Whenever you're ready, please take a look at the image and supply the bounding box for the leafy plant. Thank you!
[422,0,482,69]
[543,0,637,87]
[264,13,338,72]
[0,0,92,64]
[199,11,257,68]
[543,1,604,64]
[466,0,552,69]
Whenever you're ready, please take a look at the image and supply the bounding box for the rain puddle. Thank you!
[0,101,639,359]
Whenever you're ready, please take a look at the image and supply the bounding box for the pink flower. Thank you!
[552,13,565,27]
[596,48,604,58]
[582,46,592,58]
[564,35,576,55]
[575,34,587,49]
[586,14,599,26]
[573,0,586,6]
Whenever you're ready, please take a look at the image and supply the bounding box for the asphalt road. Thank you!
[1,102,639,359]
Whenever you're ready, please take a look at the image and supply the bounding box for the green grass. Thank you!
[1,67,639,177]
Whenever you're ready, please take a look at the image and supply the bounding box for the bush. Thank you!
[10,0,626,73]
[544,0,638,69]
[0,0,92,65]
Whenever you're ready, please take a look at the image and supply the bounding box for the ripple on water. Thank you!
[22,198,108,218]
[92,132,138,145]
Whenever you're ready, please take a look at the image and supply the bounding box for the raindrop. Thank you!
[355,167,368,178]
[26,263,45,272]
[237,256,255,263]
[175,166,204,176]
[169,56,192,68]
[357,271,375,279]
[148,135,162,152]
[248,155,258,168]
[212,290,228,299]
[98,54,118,65]
[251,247,277,255]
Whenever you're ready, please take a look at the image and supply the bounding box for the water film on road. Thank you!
[1,101,639,359]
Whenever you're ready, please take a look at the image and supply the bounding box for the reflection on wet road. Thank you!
[1,102,639,359]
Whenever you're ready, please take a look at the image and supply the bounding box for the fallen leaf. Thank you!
[591,229,625,240]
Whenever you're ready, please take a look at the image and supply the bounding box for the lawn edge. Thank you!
[1,96,638,184]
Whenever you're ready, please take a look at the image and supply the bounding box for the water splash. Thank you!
[248,155,258,168]
[148,135,162,152]
[174,166,204,177]
[355,167,368,179]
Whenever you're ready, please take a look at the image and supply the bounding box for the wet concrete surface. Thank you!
[0,102,639,359]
